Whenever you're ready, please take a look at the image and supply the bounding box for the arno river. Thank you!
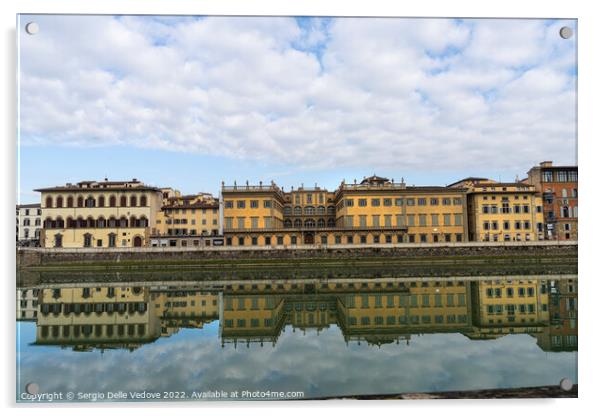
[16,269,577,401]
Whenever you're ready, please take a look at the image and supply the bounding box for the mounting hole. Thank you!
[559,26,573,40]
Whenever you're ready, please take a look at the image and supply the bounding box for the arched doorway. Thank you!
[304,232,314,245]
[133,236,143,247]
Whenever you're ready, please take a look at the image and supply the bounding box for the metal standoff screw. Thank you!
[559,378,574,391]
[559,26,573,39]
[25,22,39,35]
[25,382,39,394]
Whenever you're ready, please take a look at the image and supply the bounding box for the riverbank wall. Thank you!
[17,241,577,269]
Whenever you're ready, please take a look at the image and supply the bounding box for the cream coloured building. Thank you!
[36,179,163,248]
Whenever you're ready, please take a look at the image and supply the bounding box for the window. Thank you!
[384,215,392,227]
[251,237,258,246]
[291,236,298,245]
[406,198,415,206]
[431,214,439,226]
[454,214,462,226]
[443,214,451,226]
[265,236,271,245]
[419,214,427,226]
[371,198,380,207]
[345,199,354,207]
[321,235,328,244]
[83,233,92,247]
[225,200,233,208]
[358,199,367,207]
[250,200,259,208]
[453,198,462,205]
[418,198,427,206]
[543,171,553,182]
[482,205,489,214]
[237,217,245,229]
[277,236,283,245]
[383,198,392,206]
[264,200,272,208]
[420,234,427,243]
[372,215,380,227]
[407,215,415,226]
[237,201,246,209]
[430,198,439,205]
[557,171,567,182]
[347,235,353,244]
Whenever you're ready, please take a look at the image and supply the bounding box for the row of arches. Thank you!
[40,302,148,316]
[283,206,336,216]
[44,194,149,209]
[283,218,336,228]
[44,215,149,229]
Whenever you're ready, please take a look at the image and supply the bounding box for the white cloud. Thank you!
[18,16,577,173]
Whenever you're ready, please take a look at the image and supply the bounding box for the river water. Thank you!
[16,271,577,401]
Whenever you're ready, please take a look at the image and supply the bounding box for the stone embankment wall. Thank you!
[17,241,577,268]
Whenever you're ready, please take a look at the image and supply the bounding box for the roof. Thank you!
[447,177,490,187]
[35,180,162,193]
[16,203,41,209]
[360,175,392,185]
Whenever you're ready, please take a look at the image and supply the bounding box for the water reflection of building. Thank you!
[35,286,161,351]
[536,278,578,351]
[20,277,576,353]
[150,289,220,336]
[17,287,39,321]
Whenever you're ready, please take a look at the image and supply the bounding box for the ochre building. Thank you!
[152,192,220,247]
[36,179,162,248]
[448,178,545,242]
[221,175,469,247]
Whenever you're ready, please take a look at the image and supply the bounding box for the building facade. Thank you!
[221,175,469,246]
[151,193,221,247]
[16,203,42,245]
[35,179,162,248]
[526,161,578,240]
[449,178,544,242]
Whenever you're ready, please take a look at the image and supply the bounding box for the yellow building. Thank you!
[221,175,469,246]
[152,193,220,247]
[448,178,544,242]
[35,179,163,248]
[35,285,161,350]
[469,279,550,339]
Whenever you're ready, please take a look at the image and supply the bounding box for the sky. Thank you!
[17,16,577,203]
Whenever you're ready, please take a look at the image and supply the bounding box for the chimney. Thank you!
[540,161,553,167]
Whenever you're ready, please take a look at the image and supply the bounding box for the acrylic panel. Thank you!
[16,15,578,402]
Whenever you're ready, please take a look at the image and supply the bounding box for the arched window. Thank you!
[284,219,292,228]
[130,216,138,228]
[56,196,64,208]
[86,216,95,228]
[54,233,62,247]
[77,196,84,208]
[304,219,316,228]
[67,196,74,208]
[120,196,127,207]
[304,206,315,215]
[85,196,95,208]
[109,195,116,207]
[294,206,302,215]
[294,219,302,228]
[139,216,148,227]
[45,196,53,208]
[327,206,336,215]
[327,218,336,227]
[317,218,326,227]
[77,217,85,228]
[283,206,292,215]
[44,217,54,228]
[119,216,128,228]
[98,196,105,207]
[317,206,326,215]
[97,217,106,228]
[130,195,137,207]
[66,217,76,228]
[83,233,92,247]
[56,217,65,228]
[140,196,147,207]
[562,189,568,198]
[108,217,117,227]
[562,206,570,218]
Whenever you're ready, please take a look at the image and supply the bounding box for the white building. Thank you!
[17,287,39,321]
[17,203,42,245]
